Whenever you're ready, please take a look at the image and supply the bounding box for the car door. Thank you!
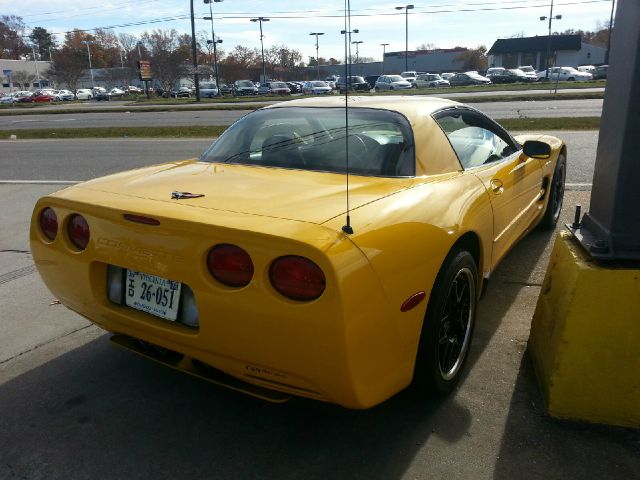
[433,108,544,267]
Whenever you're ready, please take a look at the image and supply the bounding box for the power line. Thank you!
[33,0,610,37]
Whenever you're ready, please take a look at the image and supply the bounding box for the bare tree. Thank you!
[416,42,438,50]
[141,29,191,91]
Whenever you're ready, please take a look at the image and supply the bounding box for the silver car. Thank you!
[374,75,413,91]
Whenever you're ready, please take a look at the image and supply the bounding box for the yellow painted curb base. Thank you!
[529,231,640,427]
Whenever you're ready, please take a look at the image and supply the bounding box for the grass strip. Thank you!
[1,117,600,140]
[449,92,604,103]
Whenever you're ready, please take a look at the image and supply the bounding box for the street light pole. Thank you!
[204,0,223,91]
[80,40,95,88]
[540,0,562,79]
[395,5,414,72]
[352,40,363,74]
[309,32,325,79]
[137,41,143,60]
[190,0,201,101]
[251,17,270,83]
[380,43,389,74]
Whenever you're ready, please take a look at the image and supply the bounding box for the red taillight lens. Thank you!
[67,214,90,250]
[207,244,254,287]
[269,256,326,301]
[39,207,58,240]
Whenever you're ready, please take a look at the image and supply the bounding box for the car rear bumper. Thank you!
[30,193,415,408]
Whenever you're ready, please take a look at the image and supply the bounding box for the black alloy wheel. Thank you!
[540,153,566,229]
[414,249,478,395]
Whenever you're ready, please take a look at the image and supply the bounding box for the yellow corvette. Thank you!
[30,96,566,408]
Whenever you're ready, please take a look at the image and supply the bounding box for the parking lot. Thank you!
[1,130,638,479]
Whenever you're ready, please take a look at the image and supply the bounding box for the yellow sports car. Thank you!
[30,96,566,408]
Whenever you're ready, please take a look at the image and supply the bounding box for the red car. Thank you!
[32,90,56,103]
[14,93,34,103]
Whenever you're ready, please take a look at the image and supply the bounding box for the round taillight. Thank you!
[39,207,58,240]
[67,214,90,250]
[269,256,326,301]
[207,244,254,287]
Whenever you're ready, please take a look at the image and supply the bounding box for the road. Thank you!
[0,131,599,185]
[0,99,603,130]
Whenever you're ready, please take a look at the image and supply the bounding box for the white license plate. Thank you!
[125,270,182,321]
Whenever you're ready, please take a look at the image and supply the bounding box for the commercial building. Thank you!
[487,34,605,70]
[0,58,52,90]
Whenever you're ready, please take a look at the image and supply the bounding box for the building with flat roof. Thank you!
[0,59,52,90]
[488,35,605,70]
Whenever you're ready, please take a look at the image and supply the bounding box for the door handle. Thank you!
[490,179,504,194]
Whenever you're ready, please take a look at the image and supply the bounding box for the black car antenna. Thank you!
[341,0,355,235]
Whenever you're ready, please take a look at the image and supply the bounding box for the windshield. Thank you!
[312,81,328,87]
[237,80,254,87]
[200,107,415,177]
[520,66,534,72]
[388,75,404,82]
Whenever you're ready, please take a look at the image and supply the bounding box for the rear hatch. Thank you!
[75,160,414,225]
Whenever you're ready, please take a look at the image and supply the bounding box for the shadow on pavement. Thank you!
[0,335,471,480]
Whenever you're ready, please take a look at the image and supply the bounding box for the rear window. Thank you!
[200,107,415,177]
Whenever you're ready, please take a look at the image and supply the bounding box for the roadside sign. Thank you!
[2,69,12,77]
[137,61,152,81]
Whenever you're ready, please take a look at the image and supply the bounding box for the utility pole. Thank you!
[29,44,41,88]
[605,0,616,64]
[190,0,201,101]
[540,0,562,79]
[309,32,325,79]
[251,17,270,84]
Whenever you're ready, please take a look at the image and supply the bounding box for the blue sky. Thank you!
[10,0,614,62]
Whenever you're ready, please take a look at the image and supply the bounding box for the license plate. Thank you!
[125,270,182,321]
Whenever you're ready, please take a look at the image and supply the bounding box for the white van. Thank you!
[199,82,219,98]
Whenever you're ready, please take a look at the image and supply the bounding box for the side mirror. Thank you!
[523,140,551,159]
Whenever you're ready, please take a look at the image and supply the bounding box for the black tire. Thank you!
[567,77,575,81]
[539,153,566,230]
[413,249,478,395]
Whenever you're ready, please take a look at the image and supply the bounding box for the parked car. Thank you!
[15,92,35,103]
[234,80,259,96]
[109,87,126,99]
[0,91,32,103]
[218,83,233,95]
[29,96,566,408]
[166,87,192,98]
[364,75,380,89]
[485,67,505,80]
[54,90,75,101]
[94,90,110,101]
[31,90,56,103]
[441,72,455,80]
[286,82,301,94]
[517,65,539,82]
[448,72,492,86]
[336,76,370,93]
[577,65,596,73]
[75,89,93,100]
[302,81,332,95]
[488,69,529,84]
[374,75,412,91]
[258,81,291,95]
[400,71,418,86]
[592,64,608,80]
[415,73,450,88]
[536,67,593,82]
[126,86,144,94]
[198,82,219,98]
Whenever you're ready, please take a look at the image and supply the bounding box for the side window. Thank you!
[433,109,519,169]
